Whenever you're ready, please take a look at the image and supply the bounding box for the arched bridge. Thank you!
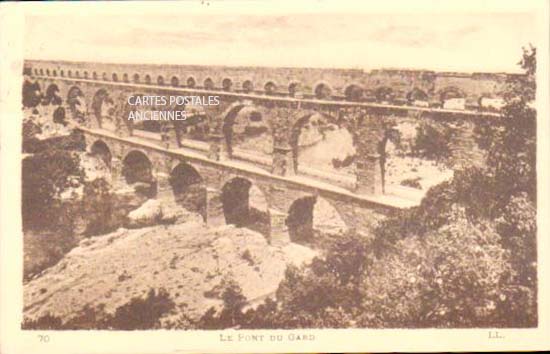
[24,63,501,243]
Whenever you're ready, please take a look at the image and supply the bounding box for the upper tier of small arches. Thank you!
[27,65,506,111]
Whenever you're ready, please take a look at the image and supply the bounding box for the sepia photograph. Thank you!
[1,0,550,353]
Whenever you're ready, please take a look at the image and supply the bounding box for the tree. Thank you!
[82,178,113,236]
[22,119,42,153]
[197,278,247,329]
[240,233,371,329]
[359,207,511,328]
[22,149,83,228]
[486,45,537,209]
[106,288,175,330]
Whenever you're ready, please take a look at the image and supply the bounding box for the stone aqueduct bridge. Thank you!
[27,60,519,106]
[25,60,502,242]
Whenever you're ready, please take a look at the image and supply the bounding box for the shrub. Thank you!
[106,288,175,330]
[400,177,422,189]
[197,279,247,329]
[495,193,537,287]
[22,313,63,330]
[22,119,43,153]
[22,289,175,330]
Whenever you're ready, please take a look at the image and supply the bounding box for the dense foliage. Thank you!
[82,178,114,236]
[22,288,175,330]
[22,148,84,229]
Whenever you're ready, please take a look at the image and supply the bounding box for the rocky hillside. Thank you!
[23,219,316,327]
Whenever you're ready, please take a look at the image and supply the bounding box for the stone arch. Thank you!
[67,70,72,77]
[50,106,66,125]
[91,88,116,129]
[288,81,301,97]
[113,93,139,136]
[123,73,129,83]
[144,74,152,84]
[52,106,66,125]
[204,77,215,90]
[34,69,39,75]
[46,69,50,76]
[406,87,429,103]
[344,84,364,101]
[220,176,270,236]
[175,100,208,141]
[438,86,466,109]
[221,101,272,158]
[102,72,108,81]
[478,94,504,111]
[439,86,466,101]
[157,75,165,86]
[133,73,140,83]
[126,92,167,133]
[170,76,179,87]
[169,162,206,220]
[241,80,254,93]
[40,69,44,76]
[286,195,347,244]
[439,86,465,102]
[222,78,233,91]
[75,71,80,78]
[290,112,355,175]
[45,83,59,97]
[60,70,64,77]
[112,73,119,82]
[52,70,57,77]
[45,83,62,105]
[83,71,89,79]
[121,150,157,197]
[264,81,277,95]
[66,86,86,122]
[89,139,112,169]
[374,86,395,103]
[186,76,196,88]
[314,82,332,99]
[93,72,98,80]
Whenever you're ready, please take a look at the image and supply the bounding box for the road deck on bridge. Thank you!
[79,126,425,210]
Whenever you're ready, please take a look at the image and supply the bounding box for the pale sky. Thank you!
[24,5,538,73]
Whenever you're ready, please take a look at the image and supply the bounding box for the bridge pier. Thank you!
[354,115,385,195]
[110,157,123,187]
[448,120,486,169]
[272,146,295,176]
[355,154,383,195]
[269,208,290,246]
[205,187,226,227]
[207,134,230,161]
[155,171,172,199]
[161,124,179,149]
